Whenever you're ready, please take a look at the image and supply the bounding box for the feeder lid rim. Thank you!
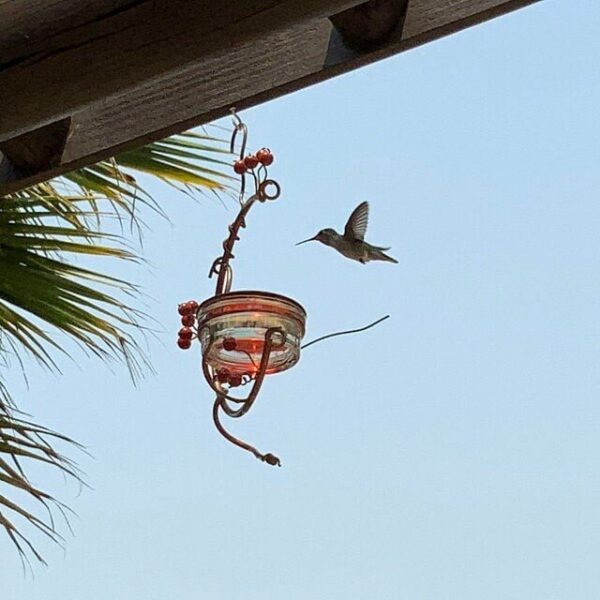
[198,290,306,316]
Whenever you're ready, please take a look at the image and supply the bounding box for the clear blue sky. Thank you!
[4,1,600,598]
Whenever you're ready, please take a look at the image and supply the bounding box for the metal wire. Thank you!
[301,315,390,350]
[206,328,284,466]
[230,108,248,204]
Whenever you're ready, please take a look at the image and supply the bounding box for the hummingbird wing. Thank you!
[344,201,369,241]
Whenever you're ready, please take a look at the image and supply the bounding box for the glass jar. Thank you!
[197,291,306,376]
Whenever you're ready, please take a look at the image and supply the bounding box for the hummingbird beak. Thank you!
[295,236,317,246]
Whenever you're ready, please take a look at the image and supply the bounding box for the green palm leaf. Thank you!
[0,127,232,562]
[0,400,83,569]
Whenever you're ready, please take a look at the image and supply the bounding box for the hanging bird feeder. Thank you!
[175,109,305,467]
[176,109,388,467]
[197,291,306,377]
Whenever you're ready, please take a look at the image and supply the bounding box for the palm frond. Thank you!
[0,127,233,563]
[0,128,231,374]
[0,401,82,569]
[68,132,233,206]
[0,190,147,374]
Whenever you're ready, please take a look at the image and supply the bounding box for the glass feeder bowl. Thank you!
[197,291,306,376]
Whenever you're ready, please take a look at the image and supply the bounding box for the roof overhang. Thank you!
[0,0,542,195]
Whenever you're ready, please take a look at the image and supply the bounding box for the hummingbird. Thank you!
[296,201,398,264]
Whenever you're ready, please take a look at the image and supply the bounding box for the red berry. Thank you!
[178,302,192,316]
[216,368,230,383]
[233,160,247,174]
[229,373,242,387]
[185,300,198,313]
[181,314,195,327]
[178,327,193,340]
[244,154,259,169]
[222,337,237,351]
[177,337,191,349]
[256,148,273,166]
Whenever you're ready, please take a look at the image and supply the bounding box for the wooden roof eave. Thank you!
[0,0,542,195]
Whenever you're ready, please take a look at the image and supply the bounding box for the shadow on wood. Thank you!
[0,118,72,182]
[330,0,409,52]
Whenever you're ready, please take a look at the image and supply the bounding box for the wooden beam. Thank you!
[0,0,363,140]
[0,0,542,195]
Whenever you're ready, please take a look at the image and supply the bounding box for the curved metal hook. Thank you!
[258,179,281,202]
[204,328,284,466]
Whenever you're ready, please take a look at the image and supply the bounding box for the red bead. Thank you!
[256,148,273,166]
[178,302,191,316]
[178,327,193,340]
[222,337,237,351]
[233,160,247,174]
[181,314,195,327]
[177,337,191,349]
[216,368,230,383]
[185,300,199,313]
[229,373,242,387]
[244,154,259,169]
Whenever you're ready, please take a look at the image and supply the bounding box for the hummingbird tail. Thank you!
[373,249,398,264]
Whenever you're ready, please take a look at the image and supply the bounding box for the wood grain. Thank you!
[0,0,362,139]
[0,1,143,65]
